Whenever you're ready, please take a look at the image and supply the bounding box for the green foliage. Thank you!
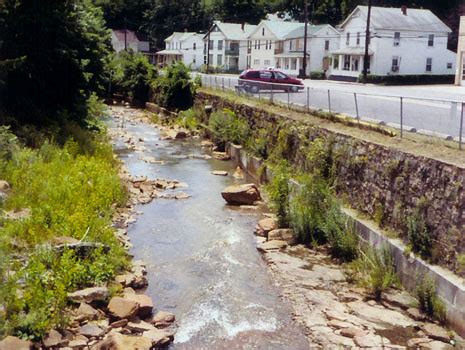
[265,161,291,228]
[246,128,269,159]
[175,108,202,131]
[0,126,18,162]
[151,62,196,110]
[306,136,334,180]
[309,71,326,80]
[351,246,398,300]
[324,207,359,262]
[110,51,157,104]
[416,275,447,324]
[207,109,249,150]
[0,131,128,339]
[0,0,111,125]
[359,74,455,85]
[407,204,432,260]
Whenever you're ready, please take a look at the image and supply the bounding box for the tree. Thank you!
[211,0,268,24]
[0,0,111,126]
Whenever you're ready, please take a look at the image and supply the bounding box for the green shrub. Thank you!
[310,71,326,80]
[0,126,18,162]
[175,108,202,131]
[151,61,196,111]
[110,51,157,104]
[246,129,269,159]
[324,207,359,262]
[207,109,249,150]
[265,161,292,228]
[359,74,454,85]
[351,246,398,300]
[416,275,447,324]
[407,207,432,260]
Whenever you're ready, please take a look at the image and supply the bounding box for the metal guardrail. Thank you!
[198,73,465,150]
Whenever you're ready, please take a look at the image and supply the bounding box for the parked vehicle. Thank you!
[238,69,304,93]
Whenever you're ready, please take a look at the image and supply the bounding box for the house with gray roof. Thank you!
[156,32,204,69]
[203,21,257,72]
[248,19,340,76]
[329,6,456,81]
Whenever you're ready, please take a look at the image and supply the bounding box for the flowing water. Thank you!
[111,110,308,349]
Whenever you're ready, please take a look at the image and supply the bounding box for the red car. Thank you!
[238,69,304,93]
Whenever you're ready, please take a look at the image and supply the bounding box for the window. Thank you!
[289,40,293,51]
[248,41,251,50]
[253,59,260,65]
[356,32,360,45]
[394,32,400,46]
[392,56,399,72]
[193,42,196,50]
[247,71,260,78]
[203,43,206,54]
[218,40,223,50]
[260,71,272,79]
[217,54,223,66]
[447,62,453,69]
[291,58,297,70]
[254,40,258,49]
[333,56,339,69]
[426,58,432,72]
[258,40,261,49]
[262,27,265,36]
[203,56,207,64]
[325,40,330,51]
[208,54,213,64]
[428,34,434,47]
[264,59,271,66]
[179,42,182,49]
[343,55,350,70]
[274,71,287,80]
[209,40,214,50]
[346,32,350,45]
[193,57,196,64]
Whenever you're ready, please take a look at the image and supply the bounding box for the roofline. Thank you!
[248,20,282,40]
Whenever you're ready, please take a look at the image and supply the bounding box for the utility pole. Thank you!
[362,0,372,81]
[124,17,128,51]
[206,27,211,74]
[302,0,308,79]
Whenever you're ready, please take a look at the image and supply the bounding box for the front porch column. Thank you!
[338,55,343,70]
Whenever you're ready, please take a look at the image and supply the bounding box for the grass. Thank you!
[0,126,128,340]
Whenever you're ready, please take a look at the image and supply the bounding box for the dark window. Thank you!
[247,71,260,78]
[428,34,434,47]
[426,58,432,72]
[325,40,330,51]
[394,32,400,46]
[260,71,272,79]
[356,32,360,45]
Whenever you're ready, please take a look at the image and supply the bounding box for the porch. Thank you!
[155,50,182,68]
[329,48,373,80]
[275,52,309,77]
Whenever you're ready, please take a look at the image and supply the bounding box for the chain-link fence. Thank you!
[198,73,465,150]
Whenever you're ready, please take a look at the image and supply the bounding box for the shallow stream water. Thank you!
[111,112,308,349]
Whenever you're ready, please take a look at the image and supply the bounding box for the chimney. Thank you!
[241,23,245,31]
[401,5,407,15]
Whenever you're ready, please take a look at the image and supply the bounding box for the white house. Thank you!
[203,22,257,72]
[248,20,340,76]
[455,16,465,86]
[111,29,155,63]
[329,6,456,81]
[156,32,204,69]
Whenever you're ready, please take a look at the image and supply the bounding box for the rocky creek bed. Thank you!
[3,105,457,349]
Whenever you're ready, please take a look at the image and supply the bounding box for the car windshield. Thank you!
[274,72,288,80]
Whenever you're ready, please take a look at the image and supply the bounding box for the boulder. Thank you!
[257,240,288,253]
[0,180,10,191]
[78,323,105,338]
[123,294,153,317]
[126,319,156,333]
[201,140,214,148]
[422,324,450,343]
[3,208,31,220]
[254,217,278,237]
[212,170,228,176]
[76,302,99,320]
[221,184,260,205]
[340,327,366,339]
[43,329,66,348]
[383,291,417,310]
[0,336,32,350]
[233,167,245,180]
[354,333,389,347]
[143,329,174,346]
[110,319,128,329]
[149,311,175,328]
[212,152,231,161]
[91,333,152,350]
[68,287,109,303]
[268,229,296,244]
[108,297,139,320]
[406,307,426,321]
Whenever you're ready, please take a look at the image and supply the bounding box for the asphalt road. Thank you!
[198,73,465,140]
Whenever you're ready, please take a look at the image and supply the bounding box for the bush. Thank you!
[151,61,196,111]
[207,109,249,150]
[351,246,398,300]
[416,275,447,324]
[265,161,291,228]
[246,129,269,159]
[175,108,202,131]
[310,71,326,80]
[324,207,359,262]
[359,74,454,85]
[407,207,432,260]
[110,51,157,104]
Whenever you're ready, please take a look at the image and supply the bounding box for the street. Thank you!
[199,73,465,140]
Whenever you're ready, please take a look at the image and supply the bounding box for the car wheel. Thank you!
[250,85,259,93]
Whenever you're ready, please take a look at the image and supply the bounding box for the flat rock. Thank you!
[407,338,432,347]
[340,327,366,339]
[0,336,32,350]
[212,170,228,176]
[91,333,152,350]
[348,300,415,328]
[419,340,454,350]
[221,183,260,205]
[110,319,128,329]
[354,333,389,347]
[328,319,353,329]
[79,323,105,338]
[212,151,231,161]
[383,291,417,310]
[142,329,174,346]
[149,311,175,328]
[68,287,109,303]
[3,208,31,220]
[68,337,88,349]
[257,240,288,253]
[51,236,80,245]
[126,319,156,333]
[422,324,450,343]
[108,297,139,320]
[268,229,296,244]
[43,329,65,348]
[123,294,153,317]
[406,307,426,321]
[77,302,99,320]
[255,217,278,236]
